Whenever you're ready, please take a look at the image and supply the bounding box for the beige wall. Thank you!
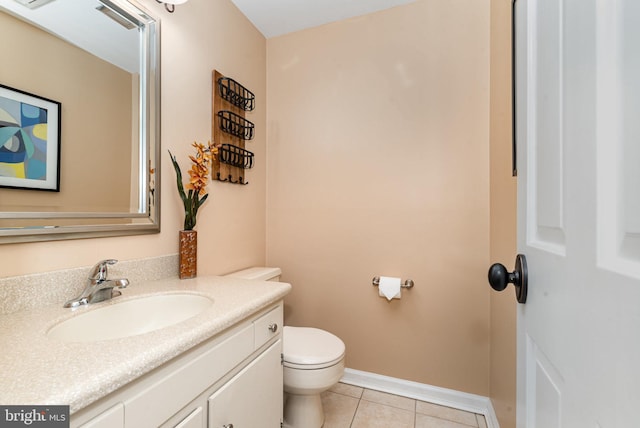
[266,0,492,395]
[0,0,266,278]
[0,11,132,213]
[489,0,517,426]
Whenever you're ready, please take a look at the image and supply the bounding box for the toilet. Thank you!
[226,267,345,428]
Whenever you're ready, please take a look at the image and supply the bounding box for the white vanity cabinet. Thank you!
[74,303,284,428]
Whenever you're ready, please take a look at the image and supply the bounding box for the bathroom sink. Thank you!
[47,293,213,342]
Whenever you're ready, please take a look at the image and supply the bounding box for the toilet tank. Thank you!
[226,267,282,282]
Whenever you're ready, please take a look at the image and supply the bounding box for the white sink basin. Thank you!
[47,293,213,342]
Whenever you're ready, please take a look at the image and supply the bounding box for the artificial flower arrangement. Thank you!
[168,142,218,231]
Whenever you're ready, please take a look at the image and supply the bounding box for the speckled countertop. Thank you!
[0,275,291,413]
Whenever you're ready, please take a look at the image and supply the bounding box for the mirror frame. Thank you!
[0,0,161,244]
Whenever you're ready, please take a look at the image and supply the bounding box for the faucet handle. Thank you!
[89,259,118,281]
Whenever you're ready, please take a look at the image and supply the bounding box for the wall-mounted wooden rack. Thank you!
[211,70,254,185]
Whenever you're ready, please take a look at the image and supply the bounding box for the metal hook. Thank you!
[155,0,175,13]
[215,172,249,185]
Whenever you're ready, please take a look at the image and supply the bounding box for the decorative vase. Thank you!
[179,230,197,279]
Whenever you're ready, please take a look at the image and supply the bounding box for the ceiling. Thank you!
[229,0,418,38]
[1,0,420,71]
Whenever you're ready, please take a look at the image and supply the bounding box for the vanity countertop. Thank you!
[0,275,291,413]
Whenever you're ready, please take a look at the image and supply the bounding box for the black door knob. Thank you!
[488,254,527,304]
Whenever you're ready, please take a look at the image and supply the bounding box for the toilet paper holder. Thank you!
[372,276,414,289]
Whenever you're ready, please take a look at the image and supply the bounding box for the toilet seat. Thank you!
[283,326,345,370]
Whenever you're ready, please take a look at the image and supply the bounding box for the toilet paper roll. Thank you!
[378,276,402,301]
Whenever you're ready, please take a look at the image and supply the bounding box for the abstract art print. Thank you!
[0,84,61,191]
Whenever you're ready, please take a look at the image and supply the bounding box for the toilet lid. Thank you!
[283,326,345,367]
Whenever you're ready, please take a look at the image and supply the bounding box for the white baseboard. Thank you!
[340,368,500,428]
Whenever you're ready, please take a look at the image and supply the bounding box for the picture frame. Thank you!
[0,84,61,191]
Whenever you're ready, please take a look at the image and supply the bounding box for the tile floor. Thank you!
[320,383,488,428]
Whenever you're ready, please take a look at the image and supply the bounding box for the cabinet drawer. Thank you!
[253,305,283,349]
[79,403,124,428]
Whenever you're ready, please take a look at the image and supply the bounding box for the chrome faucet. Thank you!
[64,259,130,308]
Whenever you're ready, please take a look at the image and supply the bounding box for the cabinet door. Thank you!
[208,340,282,428]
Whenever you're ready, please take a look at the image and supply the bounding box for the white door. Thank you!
[515,0,640,427]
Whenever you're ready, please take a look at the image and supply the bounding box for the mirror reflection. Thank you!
[0,0,159,242]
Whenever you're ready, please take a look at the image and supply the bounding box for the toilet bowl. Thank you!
[282,326,345,427]
[226,267,346,428]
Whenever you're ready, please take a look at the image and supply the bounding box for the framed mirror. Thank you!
[0,0,160,243]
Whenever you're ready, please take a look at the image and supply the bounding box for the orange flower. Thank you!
[186,142,215,196]
[168,141,218,231]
